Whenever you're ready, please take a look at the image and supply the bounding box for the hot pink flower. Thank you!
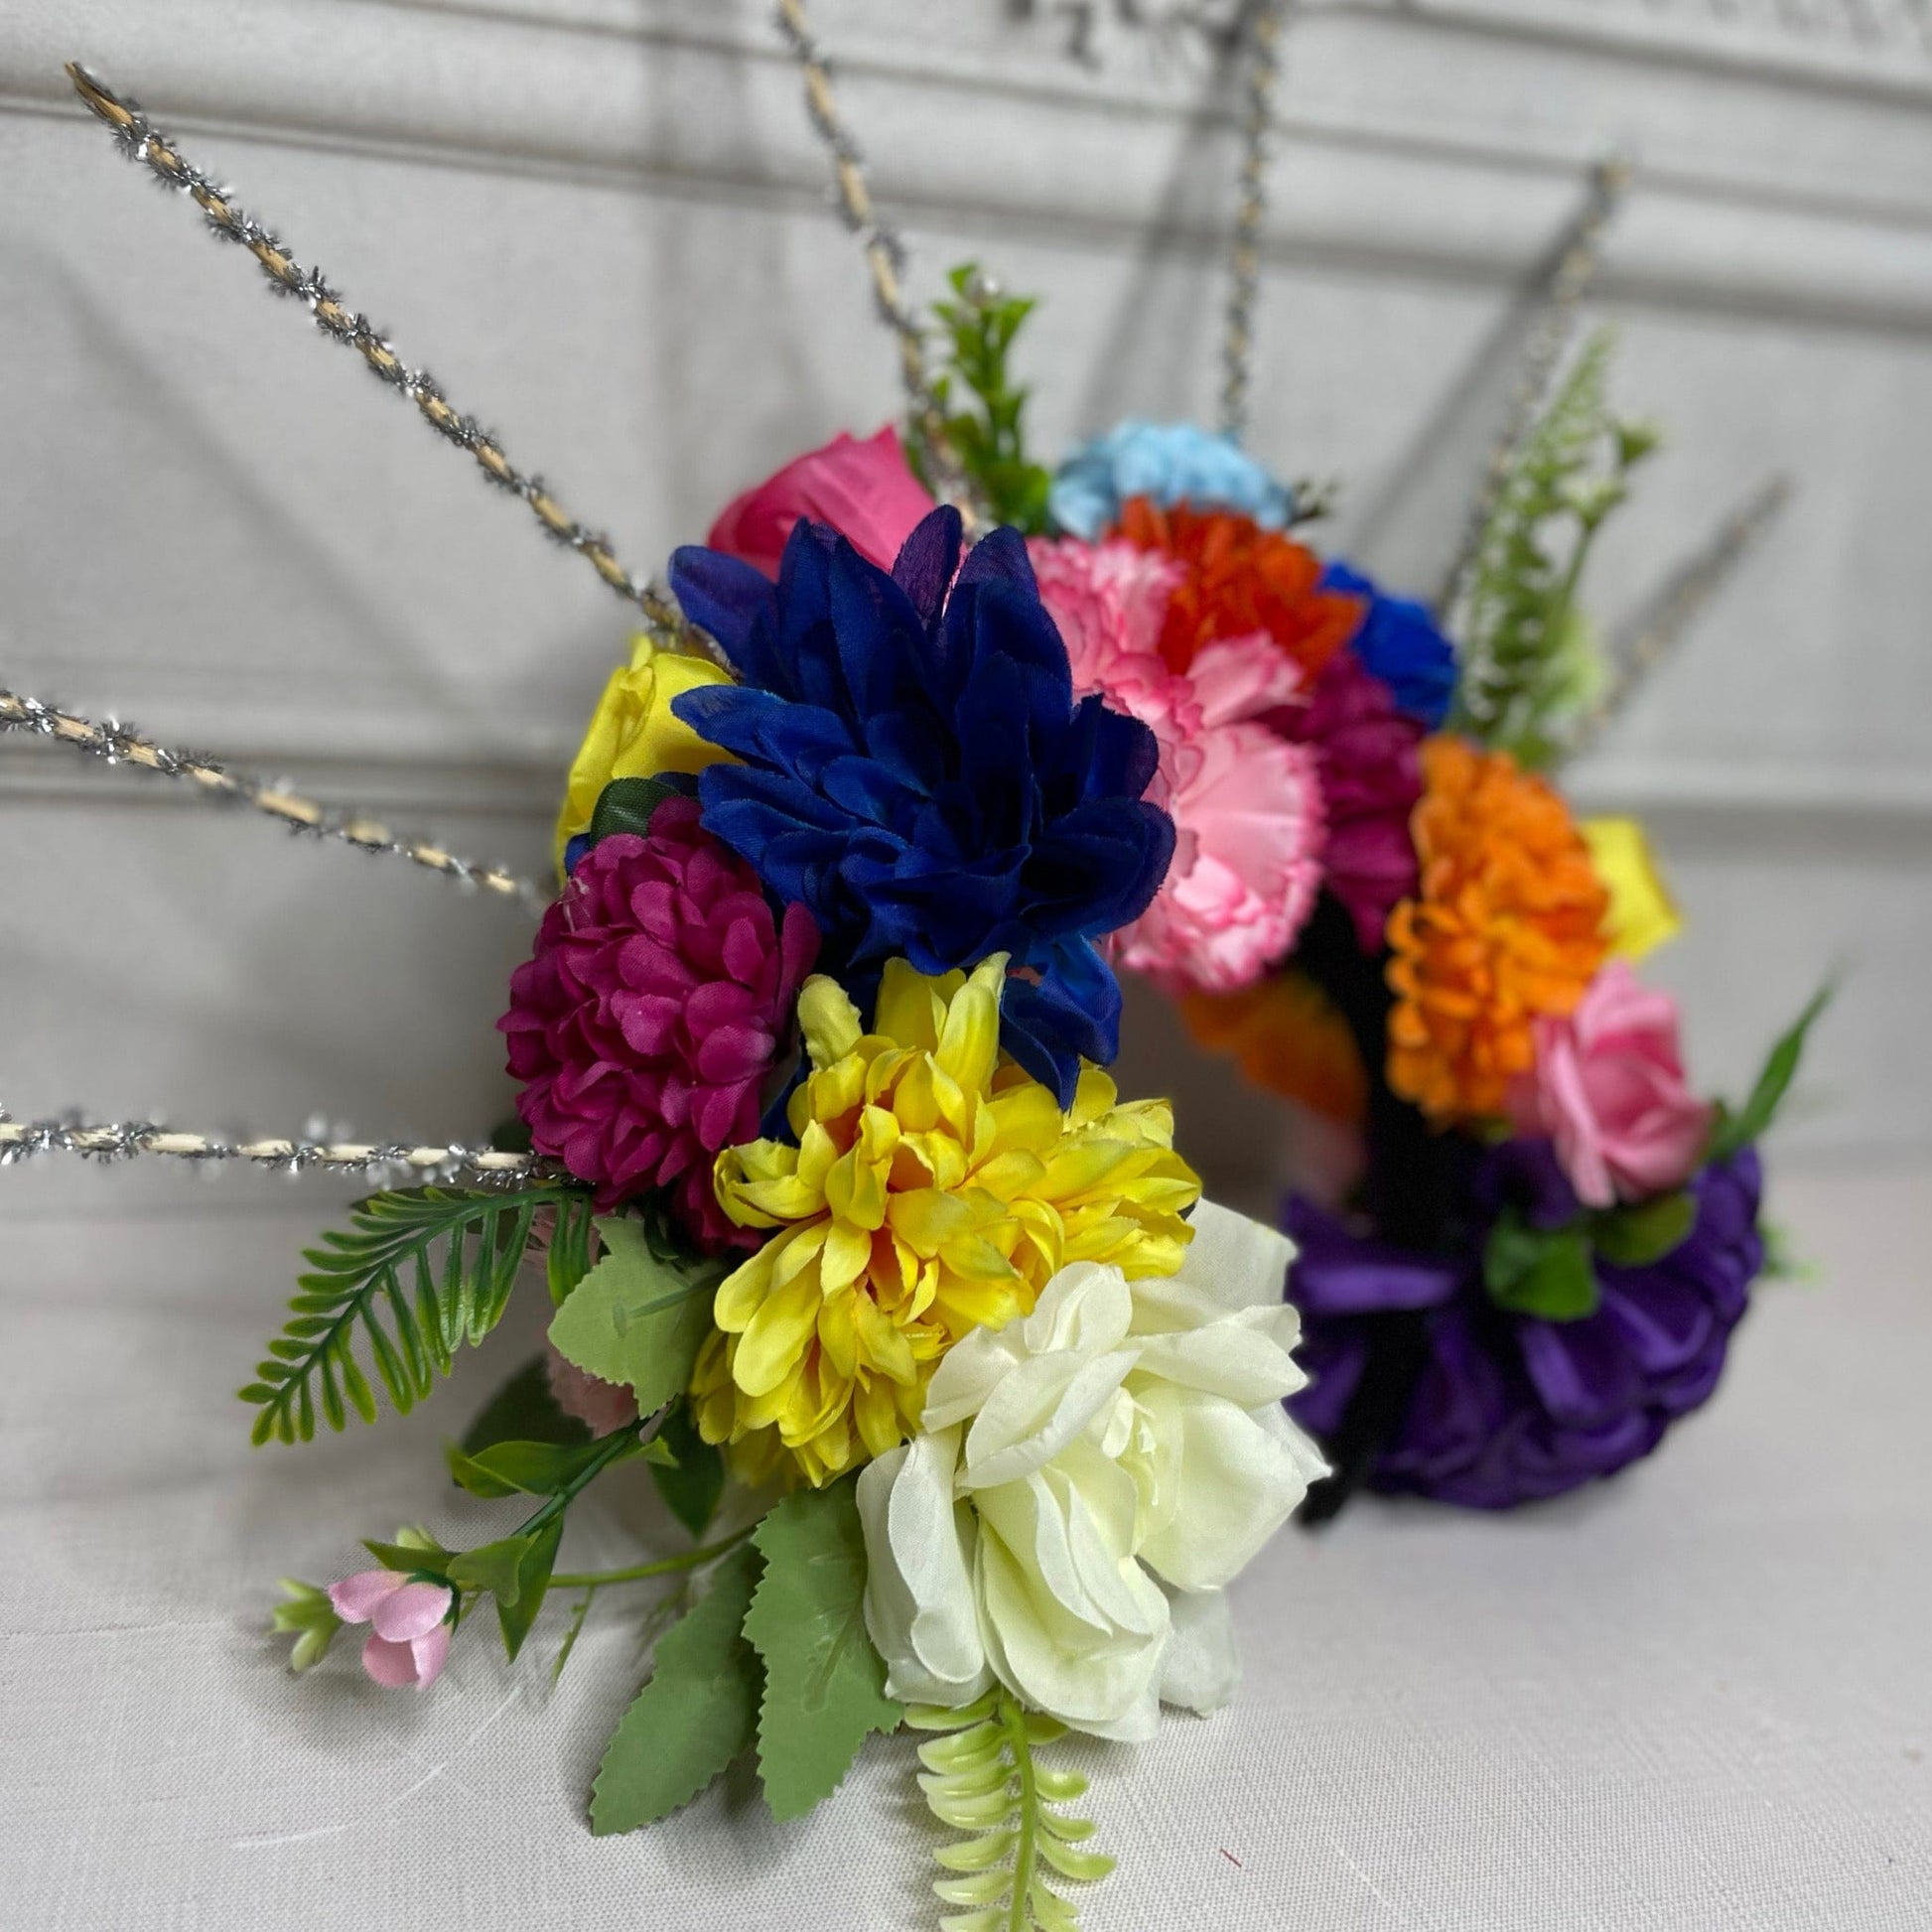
[707,427,937,578]
[327,1572,454,1690]
[1273,648,1422,953]
[1508,961,1716,1208]
[499,798,819,1251]
[1031,537,1324,995]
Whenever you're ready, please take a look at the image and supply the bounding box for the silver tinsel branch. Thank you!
[769,1,974,513]
[65,64,703,654]
[1565,475,1791,760]
[0,690,542,907]
[1436,156,1631,620]
[0,1109,547,1184]
[1218,0,1290,445]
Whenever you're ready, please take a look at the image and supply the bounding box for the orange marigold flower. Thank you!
[1386,737,1608,1123]
[1116,497,1364,682]
[1181,971,1368,1127]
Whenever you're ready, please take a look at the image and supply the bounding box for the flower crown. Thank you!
[3,22,1818,1929]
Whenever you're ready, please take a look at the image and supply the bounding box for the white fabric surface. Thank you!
[3,1161,1928,1930]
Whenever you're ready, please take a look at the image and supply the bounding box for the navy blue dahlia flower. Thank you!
[667,506,1174,1104]
[1318,559,1457,731]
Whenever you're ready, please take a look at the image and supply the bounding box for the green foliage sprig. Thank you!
[910,1691,1114,1932]
[1449,328,1662,769]
[913,263,1053,533]
[241,1183,583,1444]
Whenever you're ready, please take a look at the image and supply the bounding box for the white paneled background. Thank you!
[3,0,1931,1227]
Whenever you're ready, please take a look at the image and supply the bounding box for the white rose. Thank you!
[856,1199,1327,1740]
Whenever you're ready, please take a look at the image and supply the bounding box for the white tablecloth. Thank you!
[4,1161,1928,1930]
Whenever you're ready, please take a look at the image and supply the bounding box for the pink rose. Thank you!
[327,1571,455,1690]
[706,427,937,577]
[1509,962,1715,1208]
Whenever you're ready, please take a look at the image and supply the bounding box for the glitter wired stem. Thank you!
[1218,0,1290,446]
[64,63,704,655]
[0,1111,549,1182]
[770,0,977,518]
[0,691,543,906]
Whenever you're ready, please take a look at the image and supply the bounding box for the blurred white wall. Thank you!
[3,0,1929,1224]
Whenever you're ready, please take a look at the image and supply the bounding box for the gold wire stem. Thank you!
[0,690,542,906]
[1564,476,1791,761]
[1218,0,1291,446]
[0,1109,548,1181]
[64,63,702,651]
[769,1,976,519]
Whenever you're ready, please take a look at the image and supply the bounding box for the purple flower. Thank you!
[1286,1146,1765,1509]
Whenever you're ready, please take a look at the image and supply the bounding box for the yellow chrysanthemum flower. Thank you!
[690,954,1201,1487]
[552,634,735,874]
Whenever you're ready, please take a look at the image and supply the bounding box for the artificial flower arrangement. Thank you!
[3,37,1817,1932]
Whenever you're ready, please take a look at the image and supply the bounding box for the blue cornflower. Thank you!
[1319,560,1458,731]
[1047,421,1297,539]
[667,507,1174,1106]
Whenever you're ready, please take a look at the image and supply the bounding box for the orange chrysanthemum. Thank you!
[1386,737,1608,1123]
[1116,497,1364,682]
[1181,972,1368,1126]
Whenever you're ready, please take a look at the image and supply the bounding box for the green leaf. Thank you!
[1483,1210,1600,1321]
[444,1434,626,1500]
[1590,1190,1697,1267]
[548,1216,724,1416]
[649,1400,727,1540]
[270,1580,343,1673]
[493,1519,563,1661]
[241,1183,578,1444]
[461,1355,593,1456]
[586,774,683,845]
[589,1542,763,1834]
[546,1190,601,1307]
[743,1478,902,1820]
[360,1526,453,1575]
[447,1534,536,1606]
[1709,984,1833,1162]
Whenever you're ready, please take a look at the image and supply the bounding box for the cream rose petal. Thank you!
[857,1431,991,1709]
[1131,1383,1323,1591]
[1157,1584,1241,1716]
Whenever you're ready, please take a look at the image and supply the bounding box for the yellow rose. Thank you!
[553,635,735,874]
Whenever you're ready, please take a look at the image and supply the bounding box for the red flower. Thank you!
[499,800,818,1250]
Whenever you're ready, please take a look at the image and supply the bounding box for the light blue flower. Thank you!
[1047,420,1296,539]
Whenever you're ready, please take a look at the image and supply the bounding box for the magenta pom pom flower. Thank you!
[498,796,818,1250]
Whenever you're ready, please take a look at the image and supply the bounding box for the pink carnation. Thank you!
[1274,648,1423,952]
[499,798,818,1251]
[1031,537,1325,995]
[707,427,937,578]
[1507,961,1716,1209]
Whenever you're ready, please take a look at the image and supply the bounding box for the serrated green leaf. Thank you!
[548,1217,723,1416]
[1710,984,1832,1162]
[461,1355,593,1456]
[743,1479,903,1820]
[648,1400,727,1540]
[1482,1210,1600,1321]
[589,1542,762,1834]
[1591,1189,1697,1267]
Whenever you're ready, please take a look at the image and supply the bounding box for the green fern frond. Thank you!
[1449,327,1661,768]
[239,1183,579,1446]
[907,1692,1115,1932]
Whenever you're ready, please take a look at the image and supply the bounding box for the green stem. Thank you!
[550,1523,756,1592]
[999,1693,1038,1932]
[511,1419,651,1545]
